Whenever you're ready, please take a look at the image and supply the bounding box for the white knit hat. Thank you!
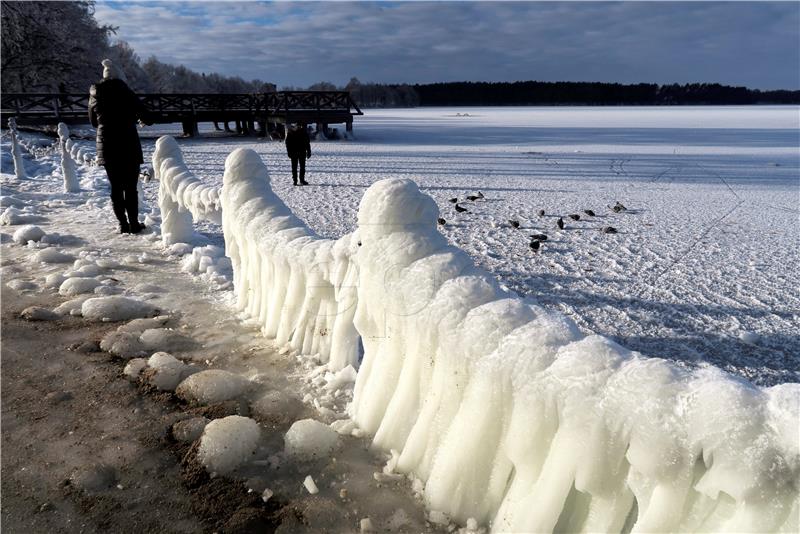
[101,58,127,82]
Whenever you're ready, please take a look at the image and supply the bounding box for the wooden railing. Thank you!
[1,91,363,125]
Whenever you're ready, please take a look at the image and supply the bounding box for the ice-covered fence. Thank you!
[166,140,799,532]
[7,118,27,180]
[347,182,799,532]
[57,123,80,192]
[220,148,360,369]
[152,136,222,245]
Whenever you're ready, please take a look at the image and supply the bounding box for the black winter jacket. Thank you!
[88,78,151,167]
[285,127,311,158]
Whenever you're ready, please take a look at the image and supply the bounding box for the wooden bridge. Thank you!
[1,91,363,137]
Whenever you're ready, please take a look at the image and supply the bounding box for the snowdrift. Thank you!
[159,137,799,532]
[152,136,222,245]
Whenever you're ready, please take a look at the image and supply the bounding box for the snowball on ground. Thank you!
[12,224,45,244]
[117,315,171,333]
[101,331,147,359]
[34,248,75,264]
[122,358,148,380]
[197,415,260,475]
[20,306,59,321]
[59,277,101,296]
[175,369,251,404]
[284,419,340,460]
[6,279,37,291]
[53,296,91,316]
[139,328,194,351]
[44,273,67,289]
[146,351,188,391]
[81,296,158,322]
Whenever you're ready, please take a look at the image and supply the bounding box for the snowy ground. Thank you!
[143,106,798,385]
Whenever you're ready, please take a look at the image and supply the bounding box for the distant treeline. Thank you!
[411,81,800,106]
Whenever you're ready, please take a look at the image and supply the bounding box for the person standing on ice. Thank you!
[88,59,152,234]
[285,123,311,186]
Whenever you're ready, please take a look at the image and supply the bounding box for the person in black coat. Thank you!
[285,123,311,186]
[88,59,152,233]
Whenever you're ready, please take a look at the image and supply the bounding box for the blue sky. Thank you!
[94,1,800,90]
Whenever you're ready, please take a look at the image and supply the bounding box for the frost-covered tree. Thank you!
[108,41,151,92]
[1,1,116,93]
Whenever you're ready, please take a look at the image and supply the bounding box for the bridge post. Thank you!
[181,119,199,137]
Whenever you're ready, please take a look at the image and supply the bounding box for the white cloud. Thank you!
[94,1,800,89]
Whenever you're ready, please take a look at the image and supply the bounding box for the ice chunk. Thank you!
[123,358,148,380]
[53,296,91,316]
[81,296,157,322]
[168,242,194,256]
[6,279,37,291]
[146,352,188,391]
[12,224,45,244]
[59,277,101,296]
[175,369,251,404]
[34,248,75,264]
[139,328,194,351]
[303,475,319,494]
[100,331,147,359]
[324,365,358,391]
[117,315,171,333]
[284,419,340,460]
[172,416,209,443]
[45,273,67,289]
[20,306,59,321]
[197,415,260,475]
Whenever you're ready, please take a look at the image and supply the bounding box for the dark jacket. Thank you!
[285,127,311,159]
[88,78,151,167]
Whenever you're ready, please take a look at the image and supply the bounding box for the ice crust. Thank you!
[157,139,799,532]
[197,415,260,475]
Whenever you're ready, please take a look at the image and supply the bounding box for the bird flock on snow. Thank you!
[439,193,629,254]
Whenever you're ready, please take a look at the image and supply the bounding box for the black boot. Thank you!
[119,221,130,234]
[129,221,146,234]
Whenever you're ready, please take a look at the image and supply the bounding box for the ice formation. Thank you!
[219,147,360,369]
[7,118,27,180]
[197,415,261,475]
[12,224,45,244]
[152,136,221,245]
[57,123,80,193]
[34,248,75,264]
[80,296,158,322]
[284,418,340,460]
[175,369,251,404]
[146,352,189,391]
[157,141,799,532]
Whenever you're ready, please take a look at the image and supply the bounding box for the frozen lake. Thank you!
[139,105,798,385]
